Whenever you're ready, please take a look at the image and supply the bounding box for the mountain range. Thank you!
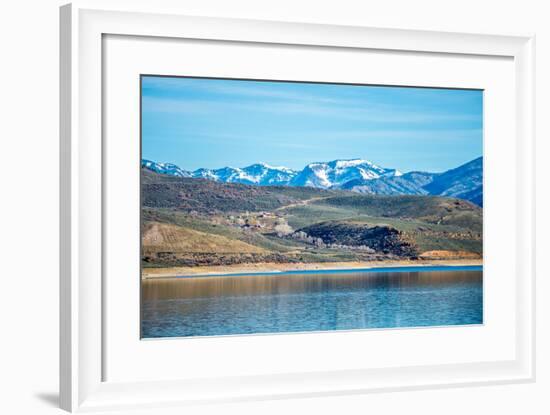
[142,156,483,206]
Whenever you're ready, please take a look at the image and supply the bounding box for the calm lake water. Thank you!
[141,266,483,338]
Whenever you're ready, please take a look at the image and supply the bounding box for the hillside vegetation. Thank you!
[142,156,483,206]
[141,169,482,269]
[142,168,337,213]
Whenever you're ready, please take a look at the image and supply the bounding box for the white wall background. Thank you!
[0,0,547,414]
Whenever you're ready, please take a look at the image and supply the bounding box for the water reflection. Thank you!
[141,269,482,338]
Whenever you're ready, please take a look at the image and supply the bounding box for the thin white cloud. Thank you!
[142,77,344,104]
[142,96,480,124]
[267,128,482,141]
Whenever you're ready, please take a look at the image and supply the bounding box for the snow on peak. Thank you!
[254,162,295,173]
[142,158,400,189]
[141,159,191,177]
[331,159,372,169]
[291,159,400,189]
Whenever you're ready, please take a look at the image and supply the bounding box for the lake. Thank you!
[141,266,483,338]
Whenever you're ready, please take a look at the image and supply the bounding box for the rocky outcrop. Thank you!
[298,221,417,257]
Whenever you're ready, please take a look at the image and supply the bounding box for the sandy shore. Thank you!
[142,259,483,279]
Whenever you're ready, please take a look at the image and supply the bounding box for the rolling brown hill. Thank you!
[141,169,483,269]
[142,168,337,213]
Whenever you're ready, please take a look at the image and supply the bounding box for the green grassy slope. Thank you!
[141,170,483,267]
[142,169,339,213]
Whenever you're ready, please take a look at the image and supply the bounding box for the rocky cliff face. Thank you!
[299,221,417,257]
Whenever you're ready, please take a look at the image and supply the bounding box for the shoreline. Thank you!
[142,258,483,279]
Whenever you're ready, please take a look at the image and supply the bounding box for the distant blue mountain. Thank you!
[423,157,483,205]
[141,156,483,206]
[342,157,483,206]
[339,171,436,196]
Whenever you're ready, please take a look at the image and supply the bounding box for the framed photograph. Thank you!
[139,75,484,339]
[60,2,535,412]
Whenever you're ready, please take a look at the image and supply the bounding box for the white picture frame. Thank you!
[60,1,535,412]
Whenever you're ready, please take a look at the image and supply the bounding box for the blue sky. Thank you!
[141,76,482,173]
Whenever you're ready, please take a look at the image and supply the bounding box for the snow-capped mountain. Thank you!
[192,168,220,181]
[291,159,402,188]
[341,157,483,206]
[209,167,245,183]
[140,159,298,185]
[240,163,298,185]
[142,158,400,188]
[141,159,295,184]
[188,163,298,185]
[141,156,483,206]
[141,159,191,177]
